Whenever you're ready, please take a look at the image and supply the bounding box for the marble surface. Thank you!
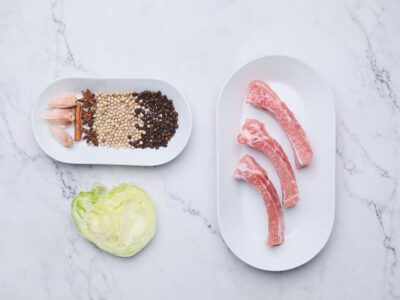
[0,0,399,299]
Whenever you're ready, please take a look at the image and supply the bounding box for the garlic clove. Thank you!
[49,125,74,147]
[48,93,77,108]
[42,108,75,122]
[48,119,73,128]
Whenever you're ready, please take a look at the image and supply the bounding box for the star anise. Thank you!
[82,128,98,146]
[82,89,95,99]
[82,110,94,126]
[79,89,96,108]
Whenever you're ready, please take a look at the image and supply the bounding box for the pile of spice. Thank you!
[79,89,98,145]
[130,91,179,149]
[92,90,179,149]
[93,91,146,148]
[43,89,179,150]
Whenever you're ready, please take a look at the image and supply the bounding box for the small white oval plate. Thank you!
[32,78,192,166]
[216,55,335,271]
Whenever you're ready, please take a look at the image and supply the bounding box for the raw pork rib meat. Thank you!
[238,119,299,208]
[234,154,284,246]
[247,80,313,168]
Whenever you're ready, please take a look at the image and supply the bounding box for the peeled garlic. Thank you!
[42,108,74,122]
[49,125,74,147]
[47,119,72,127]
[48,93,77,108]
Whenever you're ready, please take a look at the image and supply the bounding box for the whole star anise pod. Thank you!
[79,89,96,108]
[82,128,98,146]
[82,110,94,126]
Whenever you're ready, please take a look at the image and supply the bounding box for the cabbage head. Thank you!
[71,183,156,257]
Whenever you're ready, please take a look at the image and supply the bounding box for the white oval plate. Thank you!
[32,78,192,166]
[216,55,335,271]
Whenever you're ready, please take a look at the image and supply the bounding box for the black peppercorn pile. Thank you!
[129,91,179,149]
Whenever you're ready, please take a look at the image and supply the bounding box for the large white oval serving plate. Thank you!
[32,78,192,166]
[216,55,335,271]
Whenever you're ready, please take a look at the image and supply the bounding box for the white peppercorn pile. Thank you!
[91,90,178,149]
[93,92,147,148]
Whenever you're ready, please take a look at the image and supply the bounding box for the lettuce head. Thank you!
[71,183,156,257]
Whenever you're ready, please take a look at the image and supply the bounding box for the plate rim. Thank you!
[31,76,192,166]
[215,54,336,271]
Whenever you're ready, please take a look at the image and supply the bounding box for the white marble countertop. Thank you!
[1,0,399,299]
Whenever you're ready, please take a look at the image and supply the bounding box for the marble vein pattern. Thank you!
[0,0,399,299]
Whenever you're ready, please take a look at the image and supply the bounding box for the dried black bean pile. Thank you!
[129,91,179,149]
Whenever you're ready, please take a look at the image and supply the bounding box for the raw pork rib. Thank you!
[238,119,299,208]
[234,154,284,246]
[247,80,313,168]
